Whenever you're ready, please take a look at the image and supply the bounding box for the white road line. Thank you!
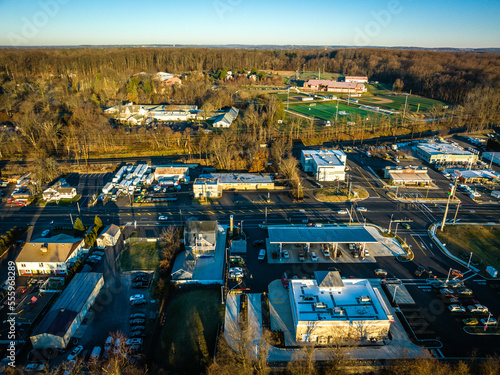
[462,273,478,282]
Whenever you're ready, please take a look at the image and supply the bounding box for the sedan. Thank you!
[130,330,146,338]
[130,313,146,320]
[480,318,498,326]
[93,251,105,257]
[337,209,348,215]
[448,305,466,313]
[311,252,318,262]
[457,288,473,296]
[282,250,289,259]
[158,216,168,221]
[130,318,145,325]
[131,298,146,306]
[356,207,367,212]
[130,294,145,302]
[414,266,426,277]
[462,318,479,326]
[67,345,83,361]
[271,251,278,259]
[298,253,305,262]
[374,269,388,277]
[229,267,243,274]
[41,229,50,237]
[467,304,489,313]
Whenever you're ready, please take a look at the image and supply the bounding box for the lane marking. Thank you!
[356,167,381,197]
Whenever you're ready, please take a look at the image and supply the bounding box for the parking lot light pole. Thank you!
[388,214,394,233]
[394,223,399,237]
[446,267,452,284]
[392,284,401,303]
[467,252,473,268]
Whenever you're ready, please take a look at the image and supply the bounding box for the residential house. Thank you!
[212,107,239,128]
[96,224,121,248]
[184,221,217,257]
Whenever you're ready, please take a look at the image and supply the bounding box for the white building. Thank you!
[193,178,222,199]
[416,142,478,165]
[193,173,275,198]
[301,150,347,181]
[212,107,239,128]
[15,234,86,276]
[96,224,121,248]
[42,179,77,202]
[154,166,190,183]
[30,273,104,349]
[289,271,392,344]
[344,76,368,83]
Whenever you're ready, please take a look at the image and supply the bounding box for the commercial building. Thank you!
[455,169,500,184]
[96,224,121,248]
[483,152,500,167]
[184,221,218,258]
[301,150,347,181]
[154,166,190,184]
[416,142,478,165]
[384,166,432,186]
[344,76,369,83]
[303,80,367,94]
[104,103,198,125]
[30,273,104,349]
[289,271,392,344]
[193,173,275,198]
[42,179,77,202]
[15,234,86,276]
[212,107,239,128]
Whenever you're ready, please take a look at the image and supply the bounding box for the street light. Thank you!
[389,214,394,233]
[392,284,401,303]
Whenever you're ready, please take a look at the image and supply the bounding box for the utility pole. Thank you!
[453,201,461,224]
[287,88,290,110]
[441,178,458,231]
[388,214,394,233]
[265,207,268,226]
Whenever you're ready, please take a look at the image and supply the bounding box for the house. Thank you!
[301,150,347,181]
[344,76,368,83]
[15,234,86,276]
[30,273,104,349]
[416,142,478,165]
[303,80,367,94]
[164,77,182,86]
[96,224,121,248]
[384,166,432,186]
[184,221,217,258]
[171,251,196,280]
[212,107,239,128]
[289,271,392,344]
[42,179,77,202]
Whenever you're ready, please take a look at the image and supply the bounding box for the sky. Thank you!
[0,0,499,48]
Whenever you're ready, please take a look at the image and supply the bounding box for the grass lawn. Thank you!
[315,187,369,202]
[156,289,224,373]
[436,225,500,278]
[288,101,386,121]
[359,94,446,112]
[119,241,160,271]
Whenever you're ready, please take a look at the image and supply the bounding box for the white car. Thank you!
[41,229,50,237]
[311,252,318,262]
[356,207,367,212]
[229,267,243,273]
[158,216,168,221]
[229,271,244,279]
[129,294,145,302]
[467,304,488,313]
[283,250,289,259]
[480,318,498,326]
[67,345,83,361]
[337,209,348,215]
[448,305,466,313]
[471,191,481,197]
[322,249,330,258]
[104,336,113,351]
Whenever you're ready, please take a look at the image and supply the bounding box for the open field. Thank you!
[436,225,500,278]
[315,187,369,202]
[156,289,223,373]
[119,240,160,270]
[359,93,447,112]
[287,101,386,121]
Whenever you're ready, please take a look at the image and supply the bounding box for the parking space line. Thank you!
[462,273,478,282]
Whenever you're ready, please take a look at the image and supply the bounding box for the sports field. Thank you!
[288,101,386,121]
[359,94,446,112]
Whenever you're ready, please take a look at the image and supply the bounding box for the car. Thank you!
[130,313,146,320]
[41,229,50,237]
[132,282,149,289]
[130,318,145,325]
[271,251,278,259]
[374,269,388,277]
[89,346,102,363]
[258,249,266,261]
[402,223,410,229]
[130,294,145,302]
[362,248,370,257]
[448,304,466,313]
[281,273,289,289]
[439,288,454,295]
[414,266,427,277]
[129,344,142,353]
[130,330,146,338]
[228,270,244,279]
[282,250,289,259]
[457,288,473,296]
[451,269,464,278]
[229,255,245,265]
[104,336,113,351]
[252,240,264,247]
[298,252,305,261]
[442,296,460,305]
[356,207,367,212]
[158,216,168,221]
[67,345,83,361]
[352,251,359,258]
[462,318,479,326]
[337,209,348,215]
[131,325,145,331]
[467,304,489,313]
[113,339,122,354]
[126,338,143,346]
[480,318,498,326]
[131,298,146,306]
[311,252,318,262]
[93,251,105,257]
[25,363,46,372]
[229,267,243,273]
[322,249,330,258]
[88,255,102,262]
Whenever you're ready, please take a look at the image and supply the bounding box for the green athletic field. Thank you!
[359,94,447,112]
[287,102,386,121]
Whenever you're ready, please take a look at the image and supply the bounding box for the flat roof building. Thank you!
[416,142,478,165]
[289,271,392,344]
[301,150,347,181]
[303,80,367,94]
[344,76,368,83]
[384,166,432,186]
[194,173,274,198]
[30,273,104,349]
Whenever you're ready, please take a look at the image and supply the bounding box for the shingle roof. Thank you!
[16,234,83,263]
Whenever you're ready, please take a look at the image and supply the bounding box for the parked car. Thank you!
[480,318,498,326]
[414,266,427,277]
[126,338,143,346]
[93,251,105,257]
[374,269,388,277]
[67,345,83,361]
[133,275,149,282]
[283,250,289,259]
[130,330,146,338]
[89,346,102,363]
[271,251,278,259]
[457,288,473,296]
[158,216,168,221]
[132,281,149,289]
[104,336,113,351]
[448,304,466,313]
[311,252,318,262]
[337,209,348,215]
[462,318,479,326]
[41,229,50,237]
[229,267,243,273]
[229,255,245,265]
[322,249,330,258]
[130,318,145,325]
[442,296,460,305]
[281,273,290,289]
[130,313,146,320]
[130,294,145,302]
[439,288,454,295]
[451,269,464,278]
[228,270,244,279]
[467,304,489,313]
[356,207,368,212]
[252,240,265,247]
[131,325,145,331]
[298,252,305,261]
[258,249,266,261]
[131,298,146,306]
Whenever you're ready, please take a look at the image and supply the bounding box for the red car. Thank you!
[281,273,289,289]
[451,269,464,278]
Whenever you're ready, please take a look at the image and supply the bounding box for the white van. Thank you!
[492,191,500,199]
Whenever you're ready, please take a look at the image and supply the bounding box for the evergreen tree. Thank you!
[74,217,85,232]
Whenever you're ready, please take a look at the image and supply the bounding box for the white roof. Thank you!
[417,142,472,156]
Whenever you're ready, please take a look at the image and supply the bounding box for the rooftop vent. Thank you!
[334,307,344,315]
[315,302,327,309]
[40,244,48,253]
[359,295,371,303]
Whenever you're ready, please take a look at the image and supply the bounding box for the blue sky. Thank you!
[0,0,499,47]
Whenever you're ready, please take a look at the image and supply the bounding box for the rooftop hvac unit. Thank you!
[359,295,371,303]
[315,302,327,309]
[334,307,344,315]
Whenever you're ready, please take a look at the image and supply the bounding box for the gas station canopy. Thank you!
[268,226,377,244]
